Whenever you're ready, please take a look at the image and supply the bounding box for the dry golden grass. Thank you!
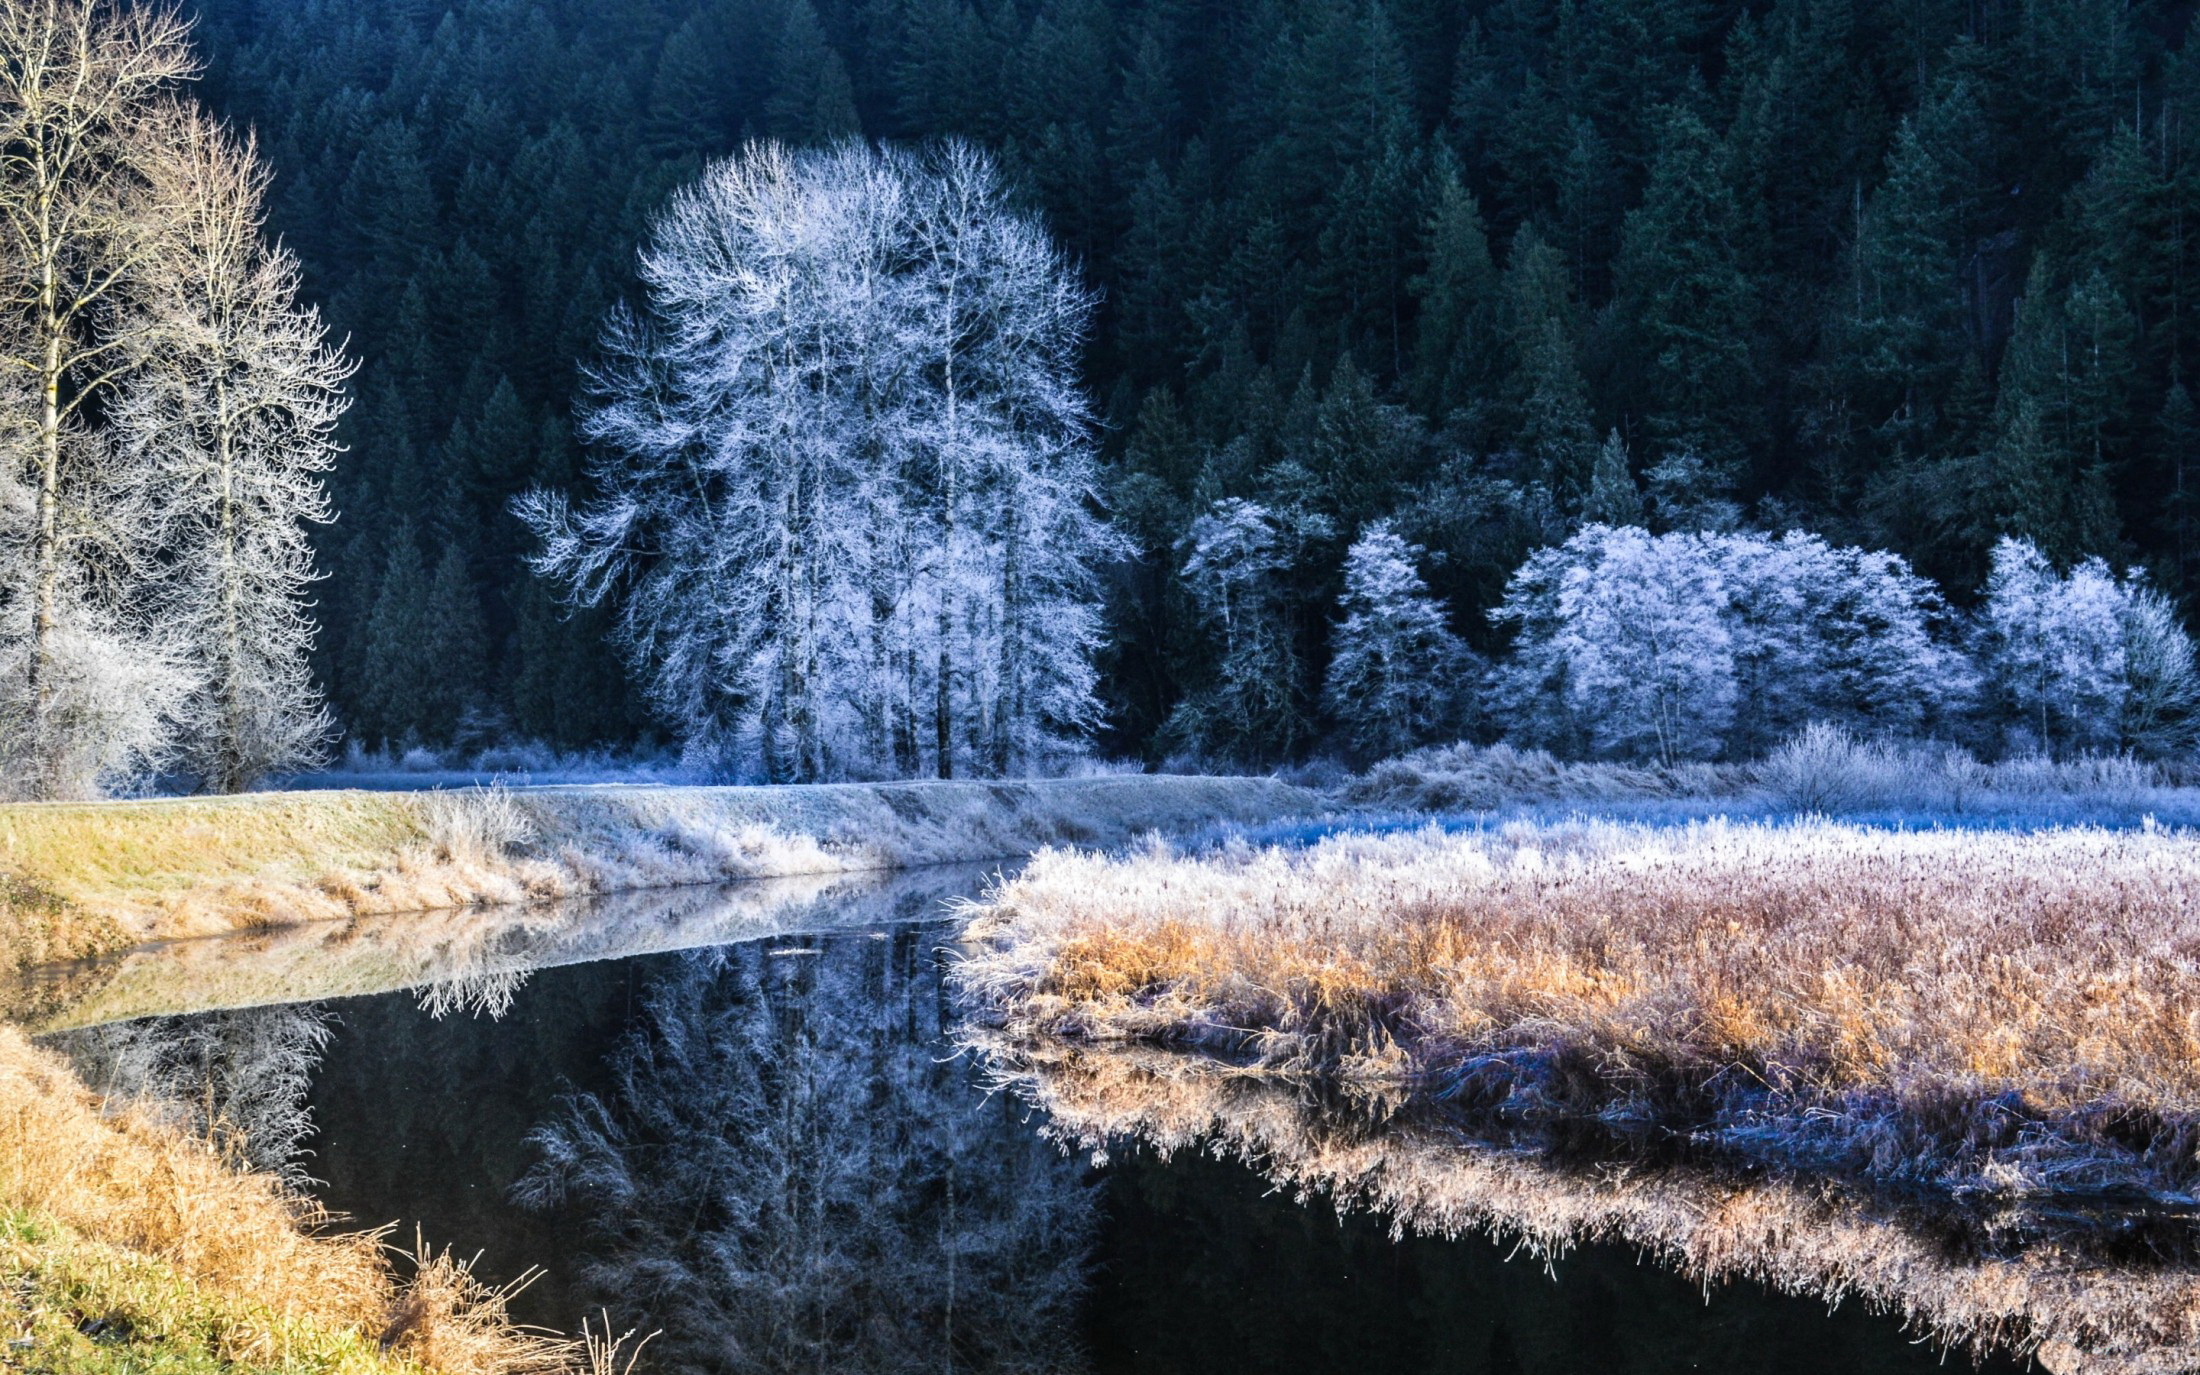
[0,1024,568,1375]
[974,1035,2200,1375]
[955,819,2200,1199]
[0,775,1312,962]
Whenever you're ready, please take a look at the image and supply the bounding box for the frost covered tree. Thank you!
[1972,535,2196,757]
[2117,583,2200,756]
[1164,497,1329,766]
[0,0,197,797]
[1490,525,1969,764]
[1975,537,2127,756]
[1323,521,1473,759]
[520,140,1116,781]
[1488,525,1736,766]
[109,110,349,792]
[1714,532,1968,755]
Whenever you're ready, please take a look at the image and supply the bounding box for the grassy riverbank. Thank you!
[0,1025,560,1375]
[954,818,2200,1204]
[0,775,1312,965]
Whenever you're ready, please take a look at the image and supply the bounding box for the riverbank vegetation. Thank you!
[0,775,1310,963]
[954,818,2200,1204]
[0,1024,560,1375]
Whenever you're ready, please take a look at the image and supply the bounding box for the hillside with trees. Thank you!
[174,0,2200,768]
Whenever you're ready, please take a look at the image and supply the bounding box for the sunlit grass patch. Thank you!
[955,818,2200,1201]
[0,775,1315,962]
[0,1027,566,1375]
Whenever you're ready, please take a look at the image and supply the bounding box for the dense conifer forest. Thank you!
[181,0,2200,762]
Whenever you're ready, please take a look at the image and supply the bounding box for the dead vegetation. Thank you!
[973,1037,2200,1375]
[0,1023,569,1375]
[1343,731,2184,819]
[954,818,2200,1204]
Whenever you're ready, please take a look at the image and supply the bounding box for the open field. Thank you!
[0,775,1312,966]
[973,1037,2199,1375]
[953,817,2200,1204]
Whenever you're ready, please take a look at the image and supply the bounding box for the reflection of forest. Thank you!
[46,1003,332,1183]
[975,1039,2183,1375]
[517,930,1094,1375]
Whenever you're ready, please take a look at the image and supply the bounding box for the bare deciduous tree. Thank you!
[0,0,197,797]
[111,107,349,792]
[522,139,1117,783]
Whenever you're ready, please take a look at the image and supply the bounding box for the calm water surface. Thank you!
[36,878,2028,1375]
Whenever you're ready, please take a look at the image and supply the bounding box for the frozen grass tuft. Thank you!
[955,817,2200,1204]
[1342,731,2197,828]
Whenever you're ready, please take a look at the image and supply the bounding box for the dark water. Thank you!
[45,897,2030,1375]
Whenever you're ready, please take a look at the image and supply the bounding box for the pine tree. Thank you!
[1408,155,1500,425]
[1323,521,1473,758]
[1612,104,1759,476]
[1583,430,1643,526]
[764,0,860,143]
[421,542,488,738]
[356,526,433,748]
[1502,224,1597,510]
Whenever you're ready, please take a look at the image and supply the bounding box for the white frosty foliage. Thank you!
[1973,535,2200,758]
[1165,497,1332,765]
[1489,525,1962,765]
[522,140,1118,782]
[109,110,348,792]
[1322,520,1473,758]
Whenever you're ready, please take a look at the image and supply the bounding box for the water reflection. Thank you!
[19,879,2155,1375]
[515,934,1093,1374]
[46,1002,332,1182]
[968,1035,2185,1375]
[11,863,996,1034]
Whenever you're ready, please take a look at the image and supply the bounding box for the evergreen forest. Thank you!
[182,0,2200,763]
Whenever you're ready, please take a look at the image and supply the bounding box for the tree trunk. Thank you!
[214,379,243,793]
[30,251,63,799]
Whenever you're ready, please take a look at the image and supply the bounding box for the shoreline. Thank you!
[0,774,1317,968]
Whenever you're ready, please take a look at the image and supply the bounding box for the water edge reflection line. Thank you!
[12,861,1002,1034]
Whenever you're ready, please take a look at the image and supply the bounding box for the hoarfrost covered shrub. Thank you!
[1343,740,1728,811]
[1322,521,1474,759]
[521,140,1118,783]
[0,585,191,798]
[1756,722,1912,813]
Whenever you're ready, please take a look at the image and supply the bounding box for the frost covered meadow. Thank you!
[956,818,2200,1204]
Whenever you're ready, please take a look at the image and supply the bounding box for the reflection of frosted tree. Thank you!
[514,932,1092,1374]
[46,1004,332,1183]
